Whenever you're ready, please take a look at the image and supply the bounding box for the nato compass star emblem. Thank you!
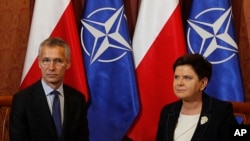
[186,7,238,64]
[80,5,132,65]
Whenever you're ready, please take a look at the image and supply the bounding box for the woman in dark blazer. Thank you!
[156,53,238,141]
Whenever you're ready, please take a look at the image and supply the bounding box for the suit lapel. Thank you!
[165,101,182,141]
[61,85,73,136]
[191,94,211,140]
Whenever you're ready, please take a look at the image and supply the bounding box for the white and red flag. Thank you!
[20,0,88,99]
[128,0,186,140]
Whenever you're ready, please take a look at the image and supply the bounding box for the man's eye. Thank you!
[42,59,50,63]
[55,59,63,63]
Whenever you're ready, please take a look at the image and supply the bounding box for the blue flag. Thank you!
[186,0,244,102]
[80,0,140,140]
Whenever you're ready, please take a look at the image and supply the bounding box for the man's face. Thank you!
[38,45,71,89]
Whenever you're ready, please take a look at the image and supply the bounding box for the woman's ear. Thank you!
[200,77,208,91]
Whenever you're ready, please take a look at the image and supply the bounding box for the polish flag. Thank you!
[20,0,88,99]
[127,0,186,140]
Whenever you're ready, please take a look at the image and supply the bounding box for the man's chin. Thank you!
[45,79,61,85]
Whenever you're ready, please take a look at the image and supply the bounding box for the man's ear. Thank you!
[66,59,71,70]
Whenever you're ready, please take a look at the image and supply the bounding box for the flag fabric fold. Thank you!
[80,0,140,140]
[186,0,244,102]
[128,0,187,140]
[20,0,88,99]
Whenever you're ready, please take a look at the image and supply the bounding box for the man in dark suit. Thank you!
[9,37,89,141]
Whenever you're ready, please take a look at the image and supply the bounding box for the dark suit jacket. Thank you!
[9,80,89,141]
[156,93,238,141]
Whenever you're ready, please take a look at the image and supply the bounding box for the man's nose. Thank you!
[48,60,56,69]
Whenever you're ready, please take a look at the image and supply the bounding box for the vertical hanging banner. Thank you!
[186,0,244,101]
[20,0,88,99]
[80,0,140,141]
[128,0,187,140]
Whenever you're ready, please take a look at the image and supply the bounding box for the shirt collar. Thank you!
[41,79,64,96]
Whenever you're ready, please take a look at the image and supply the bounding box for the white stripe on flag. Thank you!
[133,0,178,67]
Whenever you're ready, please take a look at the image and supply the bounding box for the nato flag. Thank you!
[186,0,244,102]
[80,0,140,140]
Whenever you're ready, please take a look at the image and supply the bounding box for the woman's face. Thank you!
[173,65,208,101]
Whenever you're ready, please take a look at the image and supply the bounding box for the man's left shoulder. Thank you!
[63,84,85,96]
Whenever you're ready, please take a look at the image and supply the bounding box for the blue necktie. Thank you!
[51,91,62,138]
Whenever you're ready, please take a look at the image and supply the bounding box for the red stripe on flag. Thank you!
[20,59,40,89]
[50,3,88,97]
[128,4,186,141]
